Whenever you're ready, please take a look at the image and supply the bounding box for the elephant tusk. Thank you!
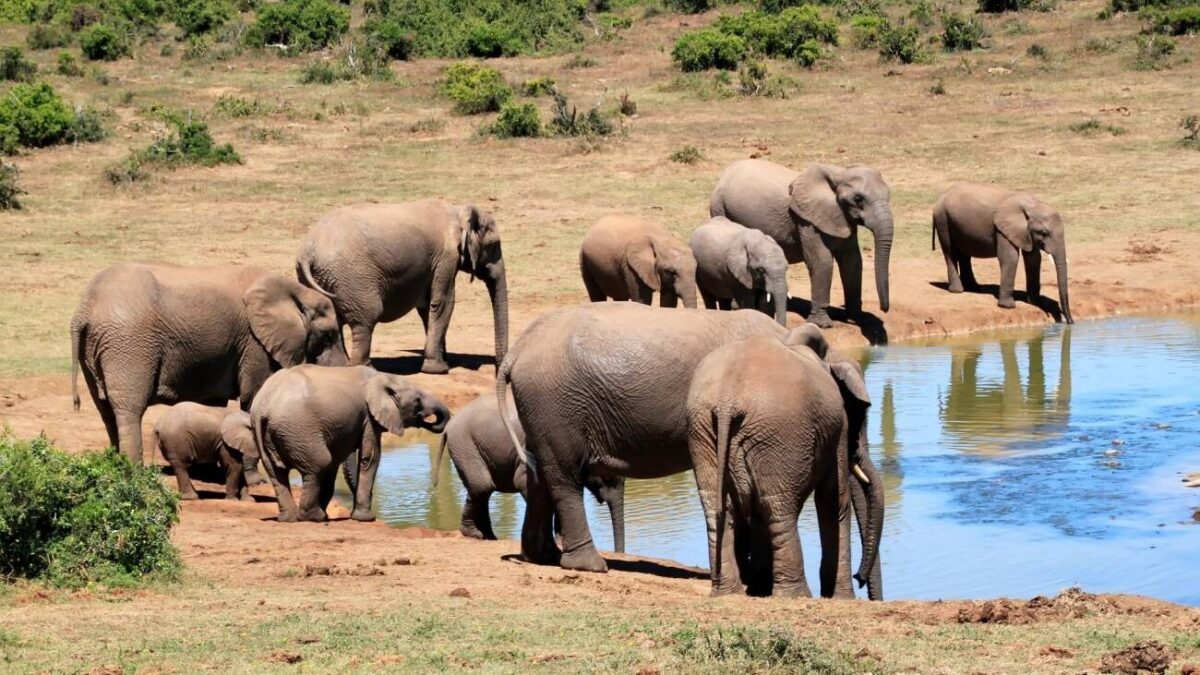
[853,463,870,485]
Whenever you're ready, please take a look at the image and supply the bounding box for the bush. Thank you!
[245,0,349,52]
[1107,0,1189,12]
[80,23,131,60]
[69,105,108,142]
[878,22,926,63]
[0,82,76,152]
[144,119,240,165]
[0,434,181,587]
[713,7,839,66]
[1132,33,1176,69]
[439,62,512,114]
[1068,118,1126,135]
[666,0,714,11]
[463,19,522,57]
[909,0,935,27]
[736,59,794,97]
[521,76,557,96]
[849,13,888,48]
[363,16,414,59]
[489,102,541,138]
[56,51,84,75]
[929,77,946,94]
[675,624,858,673]
[941,12,985,51]
[26,23,73,50]
[978,0,1055,12]
[549,91,614,137]
[618,90,637,114]
[1180,114,1199,149]
[1143,5,1200,35]
[672,28,746,71]
[669,144,703,164]
[0,160,25,209]
[0,47,38,82]
[171,0,233,37]
[366,0,588,58]
[298,59,338,83]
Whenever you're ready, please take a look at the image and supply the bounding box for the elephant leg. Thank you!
[936,218,963,293]
[85,377,120,450]
[269,464,299,522]
[815,480,852,599]
[519,455,561,565]
[460,490,495,540]
[958,253,979,291]
[114,407,147,465]
[318,467,337,513]
[297,472,328,522]
[693,465,743,596]
[1023,249,1042,305]
[170,460,199,500]
[218,446,249,501]
[699,288,717,310]
[581,266,607,303]
[352,428,382,522]
[800,227,835,328]
[634,284,654,306]
[420,280,456,375]
[758,493,810,598]
[716,297,733,311]
[348,321,376,367]
[836,244,864,317]
[997,242,1020,309]
[532,436,603,571]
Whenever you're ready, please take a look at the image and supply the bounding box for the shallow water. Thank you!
[363,315,1200,605]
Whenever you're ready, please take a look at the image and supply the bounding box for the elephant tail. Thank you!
[713,407,734,583]
[296,250,336,299]
[70,318,83,411]
[431,433,448,488]
[930,214,936,251]
[495,354,532,472]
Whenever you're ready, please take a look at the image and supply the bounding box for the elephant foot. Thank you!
[225,493,242,502]
[947,280,964,293]
[277,510,300,523]
[180,490,200,501]
[460,525,487,539]
[710,582,746,598]
[560,546,608,573]
[807,312,833,329]
[997,297,1016,310]
[421,359,450,375]
[245,470,267,487]
[773,582,813,599]
[351,508,376,522]
[300,507,328,522]
[239,491,256,503]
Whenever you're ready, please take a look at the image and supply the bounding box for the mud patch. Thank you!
[1100,639,1171,674]
[956,587,1154,624]
[301,563,385,577]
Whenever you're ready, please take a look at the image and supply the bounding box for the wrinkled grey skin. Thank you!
[432,394,626,550]
[251,365,450,523]
[686,325,882,600]
[153,404,262,501]
[933,182,1073,324]
[710,159,894,327]
[496,303,884,597]
[297,198,509,374]
[580,214,698,309]
[70,262,348,466]
[689,216,790,326]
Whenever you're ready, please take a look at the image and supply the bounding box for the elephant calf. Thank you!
[154,403,260,501]
[686,325,882,599]
[933,182,1073,323]
[689,216,790,326]
[580,214,698,308]
[251,365,450,523]
[433,393,626,549]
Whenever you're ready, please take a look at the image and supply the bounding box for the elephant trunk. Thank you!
[608,490,625,554]
[866,209,893,313]
[852,440,884,601]
[677,275,698,309]
[485,262,510,368]
[768,273,789,326]
[1051,250,1073,325]
[422,400,451,434]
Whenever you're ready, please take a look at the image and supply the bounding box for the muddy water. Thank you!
[365,315,1200,605]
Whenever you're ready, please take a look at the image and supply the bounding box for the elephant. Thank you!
[70,262,347,465]
[432,393,626,550]
[153,403,261,501]
[686,325,880,599]
[579,214,698,308]
[932,182,1073,324]
[688,216,789,325]
[710,159,894,328]
[296,198,509,374]
[496,302,883,596]
[251,365,450,523]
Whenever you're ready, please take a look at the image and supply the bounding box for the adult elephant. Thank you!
[496,303,883,598]
[688,216,789,325]
[932,182,1073,324]
[70,262,347,465]
[297,198,509,374]
[579,214,698,308]
[710,159,894,328]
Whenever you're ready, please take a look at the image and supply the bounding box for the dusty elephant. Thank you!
[296,198,509,374]
[153,403,261,501]
[251,365,450,523]
[710,159,894,328]
[432,393,626,550]
[496,303,884,598]
[688,216,789,325]
[932,182,1073,323]
[70,262,347,465]
[579,214,698,308]
[686,325,881,599]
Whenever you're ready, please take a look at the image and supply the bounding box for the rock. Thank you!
[1179,663,1198,675]
[1100,639,1170,674]
[449,587,471,598]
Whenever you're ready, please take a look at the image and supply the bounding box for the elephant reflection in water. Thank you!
[856,350,905,513]
[940,328,1072,454]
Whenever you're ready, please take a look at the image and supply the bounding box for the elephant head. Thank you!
[219,411,263,486]
[789,164,894,313]
[625,234,698,309]
[457,205,510,366]
[995,194,1073,324]
[243,275,348,368]
[364,373,451,435]
[729,229,789,325]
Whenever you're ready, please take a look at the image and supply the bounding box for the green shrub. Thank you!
[672,27,746,71]
[367,0,587,58]
[80,23,131,60]
[463,19,522,57]
[594,11,632,40]
[139,118,240,166]
[521,76,557,96]
[1083,36,1119,52]
[56,51,84,75]
[736,58,794,97]
[849,12,888,48]
[1108,0,1189,12]
[298,59,339,83]
[978,0,1055,12]
[104,152,148,184]
[1143,5,1200,35]
[878,22,926,63]
[909,0,935,27]
[549,91,614,137]
[1027,42,1049,59]
[171,0,233,37]
[713,7,839,66]
[69,105,108,142]
[363,16,414,59]
[669,144,702,164]
[489,102,541,138]
[1179,114,1199,149]
[1068,118,1126,135]
[26,23,73,50]
[1132,33,1176,69]
[0,160,25,210]
[0,82,76,152]
[439,62,512,114]
[409,116,444,133]
[0,434,181,586]
[565,53,597,68]
[245,0,349,52]
[941,12,985,51]
[1,47,38,82]
[666,0,714,12]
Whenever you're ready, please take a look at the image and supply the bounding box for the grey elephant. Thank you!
[432,393,626,550]
[251,364,450,523]
[688,216,789,325]
[153,403,260,501]
[932,182,1073,323]
[297,199,508,374]
[686,325,880,599]
[710,159,894,328]
[579,214,698,308]
[496,303,883,598]
[70,262,347,465]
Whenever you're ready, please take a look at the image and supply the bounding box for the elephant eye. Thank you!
[853,194,865,206]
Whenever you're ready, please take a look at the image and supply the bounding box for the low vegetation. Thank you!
[0,47,38,82]
[106,117,239,184]
[245,0,349,52]
[0,82,107,155]
[548,91,615,138]
[362,0,588,57]
[669,144,704,164]
[878,22,927,63]
[439,62,512,114]
[79,23,131,61]
[0,160,24,209]
[674,623,863,674]
[941,12,987,51]
[488,102,541,138]
[1181,114,1200,148]
[1069,118,1127,136]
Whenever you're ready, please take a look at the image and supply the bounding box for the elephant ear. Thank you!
[789,164,852,239]
[995,194,1033,253]
[829,360,871,408]
[623,237,661,291]
[219,411,256,457]
[364,374,411,436]
[244,275,309,368]
[725,240,754,289]
[458,205,492,275]
[784,323,829,359]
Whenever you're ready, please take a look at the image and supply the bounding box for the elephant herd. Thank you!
[68,157,1073,600]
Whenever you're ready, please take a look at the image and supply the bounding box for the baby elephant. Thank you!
[154,403,259,501]
[580,214,698,308]
[689,216,790,326]
[686,325,883,599]
[933,182,1073,323]
[251,365,450,523]
[433,393,627,551]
